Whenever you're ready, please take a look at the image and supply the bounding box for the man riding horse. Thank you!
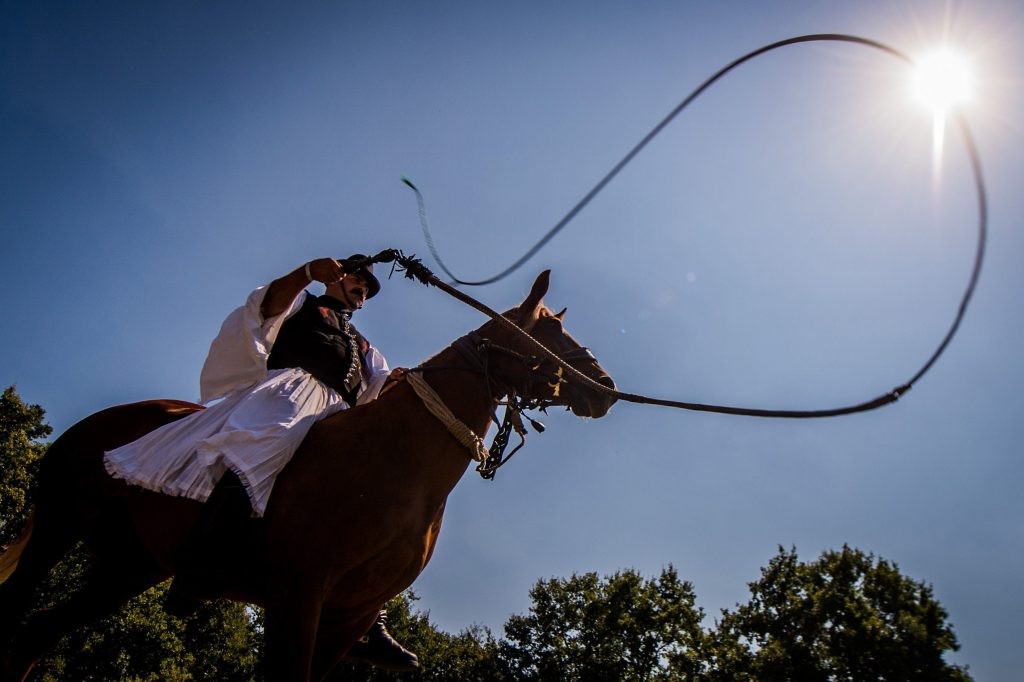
[103,254,418,671]
[2,263,617,680]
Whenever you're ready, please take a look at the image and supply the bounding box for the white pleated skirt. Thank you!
[104,367,349,516]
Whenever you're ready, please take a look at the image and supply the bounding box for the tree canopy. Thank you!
[709,545,972,681]
[499,566,708,680]
[1,385,51,547]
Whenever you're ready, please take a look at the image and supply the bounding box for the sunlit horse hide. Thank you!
[0,270,615,681]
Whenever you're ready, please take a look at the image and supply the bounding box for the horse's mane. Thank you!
[307,297,563,442]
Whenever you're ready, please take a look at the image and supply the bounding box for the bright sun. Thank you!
[911,48,974,178]
[912,49,973,115]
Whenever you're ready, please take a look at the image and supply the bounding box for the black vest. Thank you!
[267,294,366,404]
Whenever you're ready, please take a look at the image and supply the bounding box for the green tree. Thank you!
[0,385,51,547]
[499,566,709,681]
[708,545,972,681]
[31,581,262,682]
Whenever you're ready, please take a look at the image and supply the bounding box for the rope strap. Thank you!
[406,372,490,465]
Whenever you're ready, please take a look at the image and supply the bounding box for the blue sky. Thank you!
[2,1,1022,677]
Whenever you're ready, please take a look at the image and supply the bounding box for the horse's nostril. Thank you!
[597,375,616,390]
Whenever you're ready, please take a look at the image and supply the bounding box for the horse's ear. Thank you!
[519,270,550,314]
[555,307,567,321]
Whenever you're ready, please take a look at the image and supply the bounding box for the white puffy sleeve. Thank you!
[355,345,391,405]
[199,286,308,403]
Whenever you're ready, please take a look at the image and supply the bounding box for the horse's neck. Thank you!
[419,343,498,440]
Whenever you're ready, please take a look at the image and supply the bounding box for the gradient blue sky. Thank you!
[2,1,1022,678]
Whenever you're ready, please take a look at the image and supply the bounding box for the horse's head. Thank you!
[480,271,617,419]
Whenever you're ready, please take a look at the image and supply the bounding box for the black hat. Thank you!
[344,254,382,299]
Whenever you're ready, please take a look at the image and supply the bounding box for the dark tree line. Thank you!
[1,387,971,680]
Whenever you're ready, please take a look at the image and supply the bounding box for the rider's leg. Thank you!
[164,470,252,617]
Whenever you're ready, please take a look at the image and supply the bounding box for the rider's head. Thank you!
[325,255,381,312]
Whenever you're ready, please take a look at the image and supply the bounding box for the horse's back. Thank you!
[40,399,203,495]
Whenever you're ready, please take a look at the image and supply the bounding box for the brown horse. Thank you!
[0,271,616,681]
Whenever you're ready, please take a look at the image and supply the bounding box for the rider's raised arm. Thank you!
[261,258,346,319]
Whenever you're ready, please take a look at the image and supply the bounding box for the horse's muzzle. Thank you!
[570,374,617,418]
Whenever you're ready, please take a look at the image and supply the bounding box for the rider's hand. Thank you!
[381,368,408,395]
[306,258,346,284]
[339,255,372,274]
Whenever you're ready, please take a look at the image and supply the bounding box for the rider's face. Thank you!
[334,272,368,311]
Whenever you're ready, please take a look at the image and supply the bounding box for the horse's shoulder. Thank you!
[310,390,395,433]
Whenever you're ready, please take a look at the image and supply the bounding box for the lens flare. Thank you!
[913,49,972,115]
[912,49,973,185]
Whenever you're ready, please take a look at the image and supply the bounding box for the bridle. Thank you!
[413,329,600,479]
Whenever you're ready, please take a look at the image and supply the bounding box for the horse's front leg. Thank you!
[263,575,326,681]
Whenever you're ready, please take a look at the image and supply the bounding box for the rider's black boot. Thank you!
[344,610,420,672]
[165,470,252,618]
